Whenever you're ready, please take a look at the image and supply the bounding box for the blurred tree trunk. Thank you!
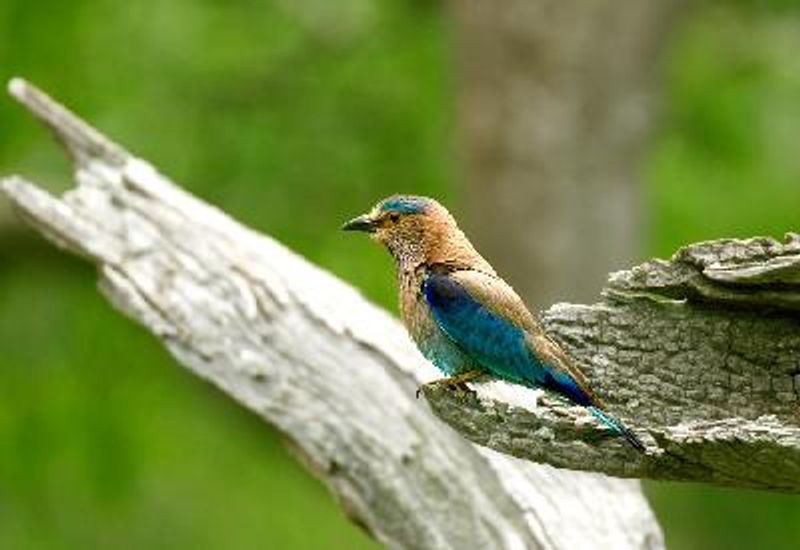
[452,1,687,306]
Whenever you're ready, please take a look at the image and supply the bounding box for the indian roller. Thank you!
[343,195,645,452]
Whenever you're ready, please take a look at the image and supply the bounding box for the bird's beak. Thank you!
[342,213,377,233]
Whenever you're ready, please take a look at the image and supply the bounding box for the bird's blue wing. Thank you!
[422,271,546,386]
[422,270,644,450]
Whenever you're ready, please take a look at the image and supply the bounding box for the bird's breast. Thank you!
[398,270,435,343]
[398,269,471,375]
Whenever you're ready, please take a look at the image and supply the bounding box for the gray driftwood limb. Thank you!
[0,79,664,550]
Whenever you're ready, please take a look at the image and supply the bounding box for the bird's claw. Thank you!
[415,371,482,399]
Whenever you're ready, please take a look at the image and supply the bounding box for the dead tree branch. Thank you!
[425,232,800,492]
[0,79,664,550]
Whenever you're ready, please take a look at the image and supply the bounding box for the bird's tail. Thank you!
[588,406,646,453]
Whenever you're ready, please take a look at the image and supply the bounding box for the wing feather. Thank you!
[422,269,599,406]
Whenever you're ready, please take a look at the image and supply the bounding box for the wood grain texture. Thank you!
[1,79,663,550]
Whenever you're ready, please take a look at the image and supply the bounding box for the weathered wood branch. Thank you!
[426,233,800,491]
[0,80,663,549]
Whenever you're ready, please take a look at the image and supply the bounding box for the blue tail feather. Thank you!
[588,406,646,453]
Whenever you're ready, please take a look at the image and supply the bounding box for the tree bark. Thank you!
[426,235,800,491]
[0,79,663,550]
[452,0,686,306]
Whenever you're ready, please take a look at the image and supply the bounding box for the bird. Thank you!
[343,194,645,452]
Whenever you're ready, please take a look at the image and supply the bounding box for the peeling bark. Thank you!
[426,234,800,491]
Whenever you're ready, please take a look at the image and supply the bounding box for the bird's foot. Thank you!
[416,369,483,399]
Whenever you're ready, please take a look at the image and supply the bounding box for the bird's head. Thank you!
[342,195,458,266]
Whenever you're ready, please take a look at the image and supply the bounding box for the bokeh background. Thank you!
[1,1,799,549]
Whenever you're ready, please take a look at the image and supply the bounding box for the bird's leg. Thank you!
[416,369,483,399]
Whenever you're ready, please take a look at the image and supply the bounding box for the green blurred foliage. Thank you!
[0,0,798,549]
[646,0,800,254]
